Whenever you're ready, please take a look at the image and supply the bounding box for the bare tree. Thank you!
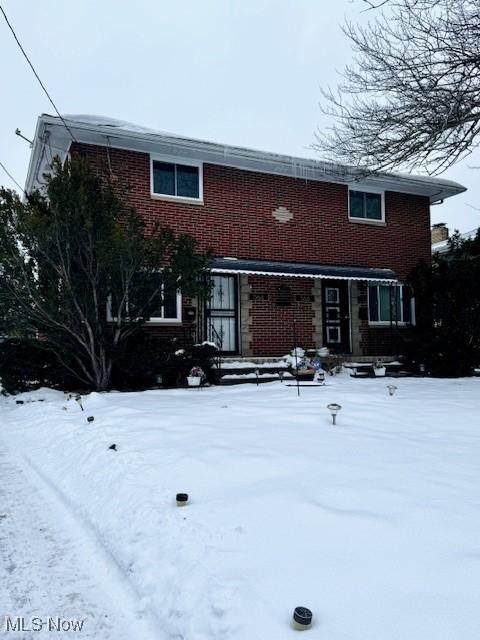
[316,0,480,174]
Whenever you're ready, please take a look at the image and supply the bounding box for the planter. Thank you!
[373,367,386,377]
[295,369,316,382]
[187,376,201,387]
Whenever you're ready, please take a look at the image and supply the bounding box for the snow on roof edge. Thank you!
[34,113,467,198]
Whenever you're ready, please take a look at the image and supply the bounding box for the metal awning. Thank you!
[210,257,397,282]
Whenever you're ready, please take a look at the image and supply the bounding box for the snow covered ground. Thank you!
[1,376,480,639]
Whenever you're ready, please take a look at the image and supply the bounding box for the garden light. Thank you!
[292,606,313,630]
[387,384,398,396]
[176,493,189,506]
[327,403,342,425]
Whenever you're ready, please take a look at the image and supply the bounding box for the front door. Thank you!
[206,274,239,354]
[322,280,351,353]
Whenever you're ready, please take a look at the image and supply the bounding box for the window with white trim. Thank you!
[108,274,182,323]
[349,189,384,221]
[151,159,201,200]
[368,284,415,325]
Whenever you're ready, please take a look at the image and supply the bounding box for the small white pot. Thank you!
[187,376,201,387]
[374,367,386,377]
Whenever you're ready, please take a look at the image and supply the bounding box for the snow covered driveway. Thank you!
[1,377,480,639]
[0,440,158,638]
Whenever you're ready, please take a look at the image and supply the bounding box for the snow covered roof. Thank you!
[211,257,397,282]
[432,228,479,254]
[25,114,466,204]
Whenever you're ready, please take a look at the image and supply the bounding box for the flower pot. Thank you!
[373,367,386,377]
[187,376,201,387]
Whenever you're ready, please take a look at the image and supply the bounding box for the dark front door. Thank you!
[206,274,239,354]
[322,280,351,353]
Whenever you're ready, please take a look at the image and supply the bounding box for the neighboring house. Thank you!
[25,114,466,359]
[431,223,479,255]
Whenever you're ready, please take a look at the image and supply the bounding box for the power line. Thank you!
[0,160,24,193]
[0,4,77,143]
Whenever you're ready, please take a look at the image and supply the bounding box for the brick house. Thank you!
[25,114,466,359]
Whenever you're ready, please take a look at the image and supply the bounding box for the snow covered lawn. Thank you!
[1,376,480,639]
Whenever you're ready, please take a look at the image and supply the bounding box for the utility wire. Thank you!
[0,159,24,193]
[0,4,77,143]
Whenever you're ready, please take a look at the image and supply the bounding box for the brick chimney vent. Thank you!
[431,223,449,244]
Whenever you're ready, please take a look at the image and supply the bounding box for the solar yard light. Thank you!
[387,384,398,396]
[292,606,313,630]
[326,403,342,425]
[75,394,84,411]
[176,493,189,506]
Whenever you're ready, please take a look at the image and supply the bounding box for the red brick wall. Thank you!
[247,276,315,356]
[71,143,431,280]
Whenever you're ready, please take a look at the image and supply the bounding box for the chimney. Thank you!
[431,223,449,244]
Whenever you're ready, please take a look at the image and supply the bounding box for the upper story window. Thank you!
[368,283,415,325]
[349,188,384,223]
[151,156,202,202]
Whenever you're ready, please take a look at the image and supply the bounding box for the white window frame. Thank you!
[348,186,385,225]
[150,153,203,204]
[107,285,182,324]
[325,287,340,304]
[326,306,341,323]
[326,325,341,343]
[368,283,415,326]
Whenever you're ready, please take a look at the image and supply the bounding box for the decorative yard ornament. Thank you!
[278,370,285,383]
[176,493,189,506]
[292,606,313,630]
[327,403,342,425]
[387,384,398,396]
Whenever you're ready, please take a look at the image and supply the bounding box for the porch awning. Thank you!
[210,257,397,283]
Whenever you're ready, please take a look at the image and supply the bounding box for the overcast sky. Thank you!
[1,0,478,233]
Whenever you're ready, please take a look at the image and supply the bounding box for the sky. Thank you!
[0,0,478,234]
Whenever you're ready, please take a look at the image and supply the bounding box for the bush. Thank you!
[110,335,218,390]
[110,334,178,390]
[408,230,480,377]
[0,335,219,395]
[0,339,75,395]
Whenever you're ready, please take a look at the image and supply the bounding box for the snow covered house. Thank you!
[25,114,466,359]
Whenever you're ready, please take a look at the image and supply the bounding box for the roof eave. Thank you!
[30,114,467,203]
